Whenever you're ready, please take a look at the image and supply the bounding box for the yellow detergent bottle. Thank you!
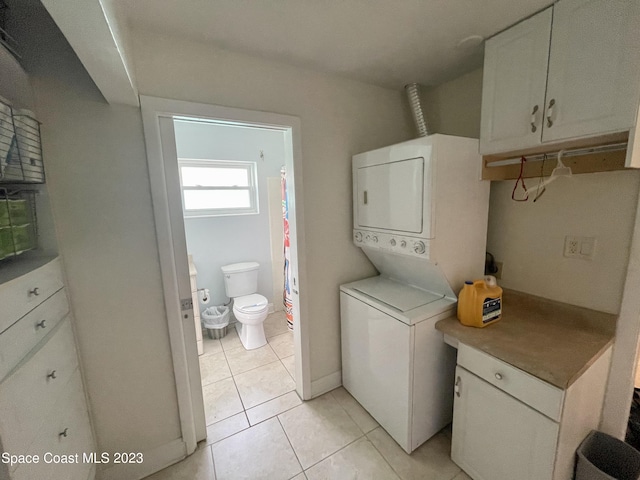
[457,276,503,328]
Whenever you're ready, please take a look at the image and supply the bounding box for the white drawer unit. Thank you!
[0,318,79,462]
[452,343,613,480]
[0,289,69,382]
[0,257,64,333]
[0,256,95,480]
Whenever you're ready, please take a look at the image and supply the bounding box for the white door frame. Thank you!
[140,95,311,453]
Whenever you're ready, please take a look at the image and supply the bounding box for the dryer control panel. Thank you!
[354,229,430,259]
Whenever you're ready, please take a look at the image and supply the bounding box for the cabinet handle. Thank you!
[59,428,69,438]
[363,191,368,205]
[495,372,503,380]
[530,105,539,132]
[47,370,57,380]
[36,319,46,330]
[455,376,461,397]
[29,287,40,297]
[546,98,556,128]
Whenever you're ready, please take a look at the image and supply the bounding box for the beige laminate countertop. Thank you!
[435,289,617,389]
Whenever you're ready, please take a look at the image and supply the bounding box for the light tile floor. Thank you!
[145,311,470,480]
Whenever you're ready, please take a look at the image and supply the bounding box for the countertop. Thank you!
[435,289,617,389]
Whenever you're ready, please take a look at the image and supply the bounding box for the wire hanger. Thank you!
[511,156,529,202]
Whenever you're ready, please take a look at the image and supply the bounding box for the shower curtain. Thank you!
[282,168,294,330]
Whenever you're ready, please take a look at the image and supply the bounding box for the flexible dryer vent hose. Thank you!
[405,83,429,137]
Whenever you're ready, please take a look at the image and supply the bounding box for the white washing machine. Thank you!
[341,134,490,453]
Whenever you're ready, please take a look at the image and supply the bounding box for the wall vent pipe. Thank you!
[405,83,429,137]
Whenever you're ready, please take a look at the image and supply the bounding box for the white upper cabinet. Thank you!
[543,0,640,142]
[480,8,552,154]
[480,0,640,155]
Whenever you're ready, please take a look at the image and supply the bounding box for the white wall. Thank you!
[131,29,413,384]
[7,1,182,467]
[174,120,285,307]
[422,68,483,139]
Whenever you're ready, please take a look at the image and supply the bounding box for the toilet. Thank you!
[221,262,269,350]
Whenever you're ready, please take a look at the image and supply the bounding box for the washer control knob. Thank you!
[400,240,407,248]
[413,241,426,254]
[354,232,363,242]
[372,236,378,243]
[390,238,396,246]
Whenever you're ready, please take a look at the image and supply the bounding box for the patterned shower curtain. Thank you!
[282,168,294,330]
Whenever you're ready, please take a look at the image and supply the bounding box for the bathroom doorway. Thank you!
[140,96,310,455]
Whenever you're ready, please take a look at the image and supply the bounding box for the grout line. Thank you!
[301,434,366,473]
[245,390,301,426]
[365,427,407,480]
[209,443,217,480]
[276,415,305,474]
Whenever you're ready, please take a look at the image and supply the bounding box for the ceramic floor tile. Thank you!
[305,436,400,480]
[144,445,215,480]
[199,352,232,386]
[367,428,460,480]
[234,361,296,409]
[278,392,364,469]
[220,327,243,352]
[206,412,249,445]
[211,417,301,480]
[246,391,302,425]
[281,355,295,378]
[264,311,290,339]
[224,344,278,375]
[202,377,244,425]
[290,474,307,480]
[269,332,294,359]
[202,337,223,357]
[330,387,379,434]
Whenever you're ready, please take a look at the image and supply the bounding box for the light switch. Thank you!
[580,237,595,258]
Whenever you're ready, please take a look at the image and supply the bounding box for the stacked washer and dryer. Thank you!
[340,134,490,453]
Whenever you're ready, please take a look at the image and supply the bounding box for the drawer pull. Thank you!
[36,319,47,330]
[546,98,555,128]
[47,370,57,380]
[495,372,503,380]
[29,287,40,297]
[59,428,69,438]
[455,376,462,397]
[530,104,539,132]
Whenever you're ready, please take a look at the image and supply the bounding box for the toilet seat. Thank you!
[234,294,268,314]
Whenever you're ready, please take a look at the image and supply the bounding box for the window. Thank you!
[178,159,258,217]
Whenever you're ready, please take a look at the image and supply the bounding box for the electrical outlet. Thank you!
[564,236,596,260]
[564,236,580,257]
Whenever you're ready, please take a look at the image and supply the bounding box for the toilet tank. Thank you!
[221,262,260,298]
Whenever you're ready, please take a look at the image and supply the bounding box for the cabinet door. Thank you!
[451,367,558,480]
[543,0,640,142]
[479,8,552,155]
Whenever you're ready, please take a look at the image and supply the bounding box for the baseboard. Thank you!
[96,438,186,480]
[311,370,342,398]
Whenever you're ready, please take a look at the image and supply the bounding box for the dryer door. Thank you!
[356,157,424,233]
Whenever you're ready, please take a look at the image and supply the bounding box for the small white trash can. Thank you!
[201,305,230,340]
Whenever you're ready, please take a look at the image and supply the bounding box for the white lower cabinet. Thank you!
[451,343,612,480]
[0,258,95,480]
[452,366,558,480]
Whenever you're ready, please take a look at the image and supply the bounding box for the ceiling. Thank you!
[114,0,554,90]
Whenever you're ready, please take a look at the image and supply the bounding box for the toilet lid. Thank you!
[235,294,268,313]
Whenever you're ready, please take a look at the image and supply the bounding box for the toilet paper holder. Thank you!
[197,288,210,304]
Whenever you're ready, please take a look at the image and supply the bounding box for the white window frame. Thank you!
[177,158,259,217]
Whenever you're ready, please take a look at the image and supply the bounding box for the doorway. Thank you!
[140,96,311,455]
